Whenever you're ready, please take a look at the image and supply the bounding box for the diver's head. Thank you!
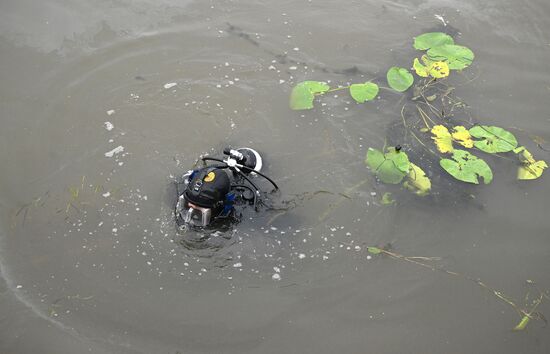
[177,167,231,227]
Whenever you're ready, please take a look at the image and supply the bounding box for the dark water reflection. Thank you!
[1,1,550,353]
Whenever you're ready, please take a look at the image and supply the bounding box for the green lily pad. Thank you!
[427,44,474,70]
[440,150,493,184]
[386,67,414,92]
[366,147,410,184]
[404,163,431,195]
[414,32,454,50]
[289,81,330,110]
[469,125,518,153]
[349,82,379,103]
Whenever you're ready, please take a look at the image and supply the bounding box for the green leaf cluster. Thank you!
[427,124,546,183]
[288,31,547,192]
[290,81,379,110]
[365,147,410,184]
[413,32,474,71]
[366,147,432,195]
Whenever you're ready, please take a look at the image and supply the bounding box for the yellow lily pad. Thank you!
[413,58,430,77]
[413,57,450,79]
[451,126,474,148]
[515,146,548,180]
[429,61,450,78]
[431,125,454,153]
[404,163,431,195]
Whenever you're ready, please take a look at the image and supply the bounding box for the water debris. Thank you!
[434,14,448,26]
[104,146,124,158]
[367,245,548,330]
[163,82,178,89]
[106,109,115,115]
[104,121,114,131]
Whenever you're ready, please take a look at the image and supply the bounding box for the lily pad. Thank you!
[451,126,474,148]
[366,147,410,184]
[431,125,454,153]
[404,163,431,195]
[469,125,518,153]
[349,82,379,103]
[440,149,493,184]
[414,32,455,50]
[429,61,450,78]
[427,44,475,70]
[413,57,450,79]
[515,146,548,180]
[289,81,330,110]
[413,58,430,78]
[387,67,414,92]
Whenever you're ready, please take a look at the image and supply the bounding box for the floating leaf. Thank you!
[404,163,431,195]
[429,61,450,78]
[431,125,454,153]
[413,57,449,79]
[451,126,474,148]
[366,147,410,184]
[381,192,395,205]
[349,82,379,103]
[469,125,518,153]
[513,315,531,331]
[413,58,430,77]
[367,246,382,255]
[427,44,475,70]
[414,32,455,50]
[387,67,414,92]
[440,150,493,184]
[289,81,330,110]
[515,146,548,180]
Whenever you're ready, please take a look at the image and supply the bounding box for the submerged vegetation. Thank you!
[366,245,549,331]
[289,31,547,194]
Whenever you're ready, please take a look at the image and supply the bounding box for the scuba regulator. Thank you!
[175,147,278,228]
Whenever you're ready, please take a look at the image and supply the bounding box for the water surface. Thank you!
[1,1,550,353]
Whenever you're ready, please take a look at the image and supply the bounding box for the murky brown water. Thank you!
[1,1,550,353]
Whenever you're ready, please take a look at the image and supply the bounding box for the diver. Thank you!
[175,147,279,228]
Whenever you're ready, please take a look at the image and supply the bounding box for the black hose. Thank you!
[234,170,261,211]
[203,156,278,191]
[237,165,279,191]
[231,184,257,208]
[201,157,225,164]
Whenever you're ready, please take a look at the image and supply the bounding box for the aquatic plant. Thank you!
[289,31,547,192]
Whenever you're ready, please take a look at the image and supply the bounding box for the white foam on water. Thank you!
[104,146,124,158]
[163,82,177,89]
[104,121,114,131]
